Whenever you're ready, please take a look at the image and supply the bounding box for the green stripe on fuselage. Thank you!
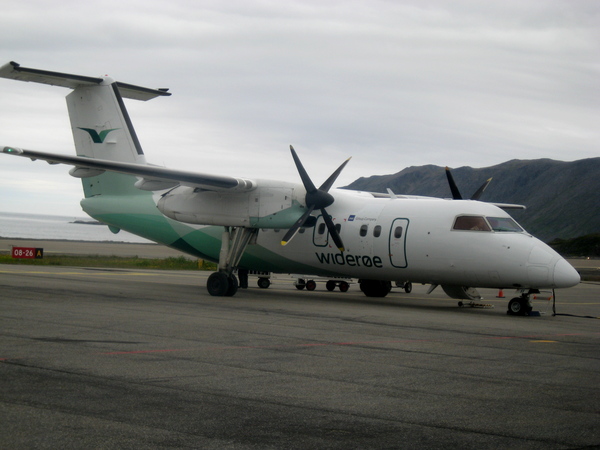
[80,190,321,274]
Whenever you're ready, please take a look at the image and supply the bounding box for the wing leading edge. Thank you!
[2,147,256,192]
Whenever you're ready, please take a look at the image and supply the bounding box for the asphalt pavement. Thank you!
[0,264,598,448]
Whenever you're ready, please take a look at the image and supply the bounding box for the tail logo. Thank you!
[78,127,120,144]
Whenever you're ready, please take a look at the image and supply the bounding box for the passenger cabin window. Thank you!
[394,226,403,239]
[453,216,491,232]
[360,224,368,237]
[487,217,523,232]
[373,225,381,238]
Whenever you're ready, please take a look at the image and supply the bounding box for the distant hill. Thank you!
[343,158,600,242]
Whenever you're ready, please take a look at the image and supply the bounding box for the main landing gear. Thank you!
[506,290,536,316]
[206,227,257,297]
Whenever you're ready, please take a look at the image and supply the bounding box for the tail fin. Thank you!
[67,82,149,197]
[0,61,170,197]
[67,83,148,164]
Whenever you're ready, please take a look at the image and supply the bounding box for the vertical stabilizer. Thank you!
[67,81,146,164]
[67,81,148,198]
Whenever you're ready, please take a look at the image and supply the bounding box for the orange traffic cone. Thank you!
[497,289,505,298]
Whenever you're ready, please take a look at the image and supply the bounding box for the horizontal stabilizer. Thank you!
[0,61,170,101]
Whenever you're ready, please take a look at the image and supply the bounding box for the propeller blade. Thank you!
[470,177,492,201]
[445,167,462,200]
[290,145,317,193]
[321,209,345,252]
[283,146,350,250]
[281,205,315,246]
[319,156,352,192]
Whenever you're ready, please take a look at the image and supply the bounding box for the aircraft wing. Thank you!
[2,147,256,192]
[349,189,526,210]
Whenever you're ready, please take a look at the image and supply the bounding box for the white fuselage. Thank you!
[154,184,580,290]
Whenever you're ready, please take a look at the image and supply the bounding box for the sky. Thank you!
[1,0,598,217]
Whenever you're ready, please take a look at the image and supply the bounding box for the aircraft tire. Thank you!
[339,281,349,292]
[507,297,527,316]
[257,277,271,289]
[225,274,238,296]
[360,280,391,297]
[207,272,230,296]
[404,282,412,293]
[326,280,336,291]
[306,280,317,291]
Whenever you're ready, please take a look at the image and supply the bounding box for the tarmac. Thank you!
[1,248,599,448]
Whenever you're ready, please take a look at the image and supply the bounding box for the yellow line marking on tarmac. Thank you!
[530,340,558,343]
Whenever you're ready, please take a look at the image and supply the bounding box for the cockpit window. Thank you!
[486,217,523,232]
[452,216,491,231]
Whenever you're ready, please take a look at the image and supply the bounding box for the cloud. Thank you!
[1,0,598,216]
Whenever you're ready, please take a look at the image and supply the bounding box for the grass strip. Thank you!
[0,254,217,271]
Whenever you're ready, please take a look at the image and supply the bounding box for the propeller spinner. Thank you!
[281,146,351,251]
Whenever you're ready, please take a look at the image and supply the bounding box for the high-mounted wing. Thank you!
[2,147,256,192]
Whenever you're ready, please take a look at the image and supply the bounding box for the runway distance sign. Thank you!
[11,247,44,259]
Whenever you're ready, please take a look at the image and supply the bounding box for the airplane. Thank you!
[0,61,580,315]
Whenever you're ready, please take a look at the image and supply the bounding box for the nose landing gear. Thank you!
[507,290,536,316]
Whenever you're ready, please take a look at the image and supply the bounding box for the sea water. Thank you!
[0,211,151,243]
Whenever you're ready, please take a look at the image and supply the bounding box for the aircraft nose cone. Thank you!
[553,259,580,288]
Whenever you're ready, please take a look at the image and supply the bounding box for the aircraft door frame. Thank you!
[389,218,409,268]
[312,214,329,247]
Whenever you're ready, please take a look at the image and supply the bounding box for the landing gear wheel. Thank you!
[404,282,412,294]
[326,280,336,291]
[507,297,528,316]
[257,277,271,289]
[207,272,230,297]
[339,281,349,292]
[225,274,238,297]
[360,280,392,297]
[306,280,317,291]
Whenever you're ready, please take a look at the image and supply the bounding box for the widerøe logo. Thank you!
[78,128,120,144]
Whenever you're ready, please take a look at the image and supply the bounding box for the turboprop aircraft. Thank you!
[0,61,580,315]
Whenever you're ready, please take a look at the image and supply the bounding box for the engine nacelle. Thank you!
[441,285,482,300]
[157,185,305,228]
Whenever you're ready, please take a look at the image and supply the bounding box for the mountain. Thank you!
[343,158,600,242]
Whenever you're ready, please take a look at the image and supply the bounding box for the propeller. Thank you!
[281,146,351,251]
[445,167,492,201]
